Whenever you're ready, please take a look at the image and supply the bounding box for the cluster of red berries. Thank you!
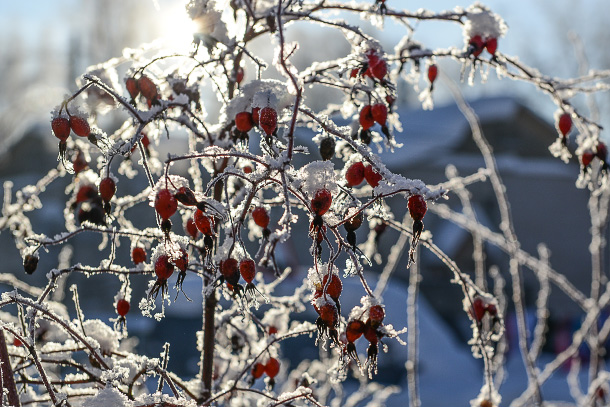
[250,357,280,387]
[350,49,388,81]
[469,296,498,323]
[345,162,383,188]
[234,106,278,137]
[467,35,498,58]
[52,113,92,166]
[358,103,391,144]
[52,114,91,142]
[312,272,343,343]
[219,257,258,295]
[345,304,385,370]
[126,74,159,108]
[359,103,387,130]
[149,247,189,299]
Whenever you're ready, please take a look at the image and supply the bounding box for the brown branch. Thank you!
[0,330,21,407]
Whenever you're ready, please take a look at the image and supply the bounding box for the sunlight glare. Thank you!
[157,4,198,51]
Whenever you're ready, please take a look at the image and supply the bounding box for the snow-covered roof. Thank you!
[380,95,548,169]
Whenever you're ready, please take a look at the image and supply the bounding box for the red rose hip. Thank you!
[251,207,270,229]
[155,189,178,220]
[116,299,130,317]
[52,117,71,141]
[311,189,332,216]
[346,162,365,187]
[99,177,116,203]
[408,194,427,221]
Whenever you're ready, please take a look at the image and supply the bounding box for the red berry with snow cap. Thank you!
[365,51,388,80]
[371,103,388,125]
[155,189,178,220]
[485,37,498,55]
[558,113,572,137]
[346,162,365,187]
[116,299,130,317]
[252,207,270,229]
[469,35,485,57]
[408,194,427,221]
[364,165,382,188]
[259,107,277,136]
[359,105,375,130]
[155,255,174,281]
[174,248,188,272]
[368,305,385,326]
[318,302,339,327]
[70,116,90,137]
[235,111,254,133]
[52,117,71,141]
[99,177,116,203]
[311,189,332,216]
[194,209,214,235]
[322,273,342,301]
